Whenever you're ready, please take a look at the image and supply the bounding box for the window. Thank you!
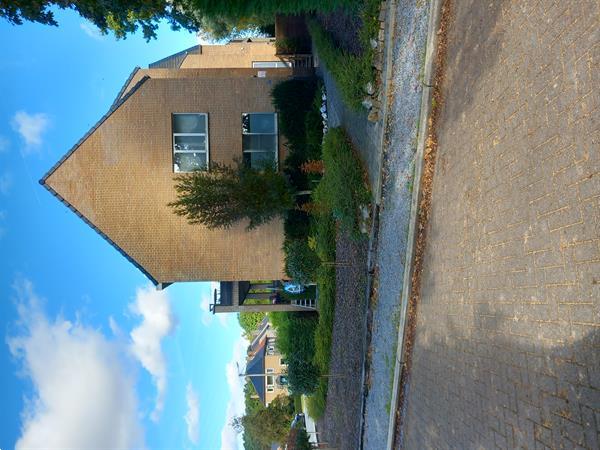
[242,113,277,169]
[280,358,286,366]
[267,345,275,355]
[172,113,208,172]
[266,368,274,374]
[267,386,274,393]
[266,375,274,386]
[252,61,292,68]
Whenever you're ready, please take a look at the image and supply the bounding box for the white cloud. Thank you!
[184,383,200,444]
[7,279,145,450]
[220,336,249,450]
[0,135,9,152]
[11,111,50,150]
[0,171,12,195]
[80,22,105,40]
[129,285,176,422]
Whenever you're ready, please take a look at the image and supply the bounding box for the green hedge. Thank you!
[313,127,371,237]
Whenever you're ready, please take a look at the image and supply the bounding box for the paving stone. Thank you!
[400,0,599,448]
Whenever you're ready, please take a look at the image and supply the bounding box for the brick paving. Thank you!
[401,1,599,449]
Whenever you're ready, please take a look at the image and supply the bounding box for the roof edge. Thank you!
[40,75,150,185]
[40,181,160,286]
[38,74,158,286]
[110,66,141,109]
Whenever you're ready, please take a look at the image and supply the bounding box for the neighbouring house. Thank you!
[246,319,288,407]
[40,38,316,314]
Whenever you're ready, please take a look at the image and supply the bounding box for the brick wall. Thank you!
[45,73,291,284]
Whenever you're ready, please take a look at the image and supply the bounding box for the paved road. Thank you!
[401,0,599,449]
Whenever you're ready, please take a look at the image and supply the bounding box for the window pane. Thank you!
[173,152,207,172]
[242,113,276,134]
[173,114,206,133]
[243,151,275,169]
[266,376,274,386]
[242,134,276,152]
[174,135,206,151]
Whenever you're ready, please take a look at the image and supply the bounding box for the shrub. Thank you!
[272,79,318,148]
[284,209,311,241]
[313,128,370,237]
[308,19,373,110]
[307,0,380,110]
[269,312,319,395]
[284,239,320,284]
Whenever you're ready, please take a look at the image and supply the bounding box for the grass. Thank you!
[293,394,304,414]
[308,0,381,110]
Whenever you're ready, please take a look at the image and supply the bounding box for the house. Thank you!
[245,320,288,407]
[40,39,316,313]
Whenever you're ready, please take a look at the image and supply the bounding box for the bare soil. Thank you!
[316,231,369,449]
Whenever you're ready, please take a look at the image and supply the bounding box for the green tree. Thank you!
[0,1,202,40]
[238,312,266,339]
[169,161,294,230]
[233,394,293,447]
[1,0,356,40]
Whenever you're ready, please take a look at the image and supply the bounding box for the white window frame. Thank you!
[267,386,275,392]
[266,368,274,374]
[252,61,292,68]
[280,358,286,366]
[172,113,209,173]
[266,375,275,386]
[242,112,278,169]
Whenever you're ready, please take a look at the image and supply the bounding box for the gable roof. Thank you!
[39,75,160,286]
[149,45,200,69]
[246,340,266,404]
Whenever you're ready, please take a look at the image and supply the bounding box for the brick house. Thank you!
[40,40,315,313]
[246,318,289,407]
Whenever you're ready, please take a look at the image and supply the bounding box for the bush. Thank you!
[313,128,370,237]
[284,239,320,284]
[295,428,314,450]
[272,79,318,149]
[269,312,319,395]
[284,209,311,241]
[308,19,373,110]
[307,0,380,110]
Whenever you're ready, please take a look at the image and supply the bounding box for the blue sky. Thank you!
[0,9,246,450]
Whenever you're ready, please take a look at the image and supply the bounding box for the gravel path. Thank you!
[317,232,369,450]
[361,1,431,449]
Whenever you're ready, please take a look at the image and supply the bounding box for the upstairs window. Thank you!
[242,113,277,169]
[172,113,208,172]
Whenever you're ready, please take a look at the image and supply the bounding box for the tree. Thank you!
[1,0,352,40]
[238,312,266,340]
[0,1,202,40]
[169,161,294,230]
[233,394,294,447]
